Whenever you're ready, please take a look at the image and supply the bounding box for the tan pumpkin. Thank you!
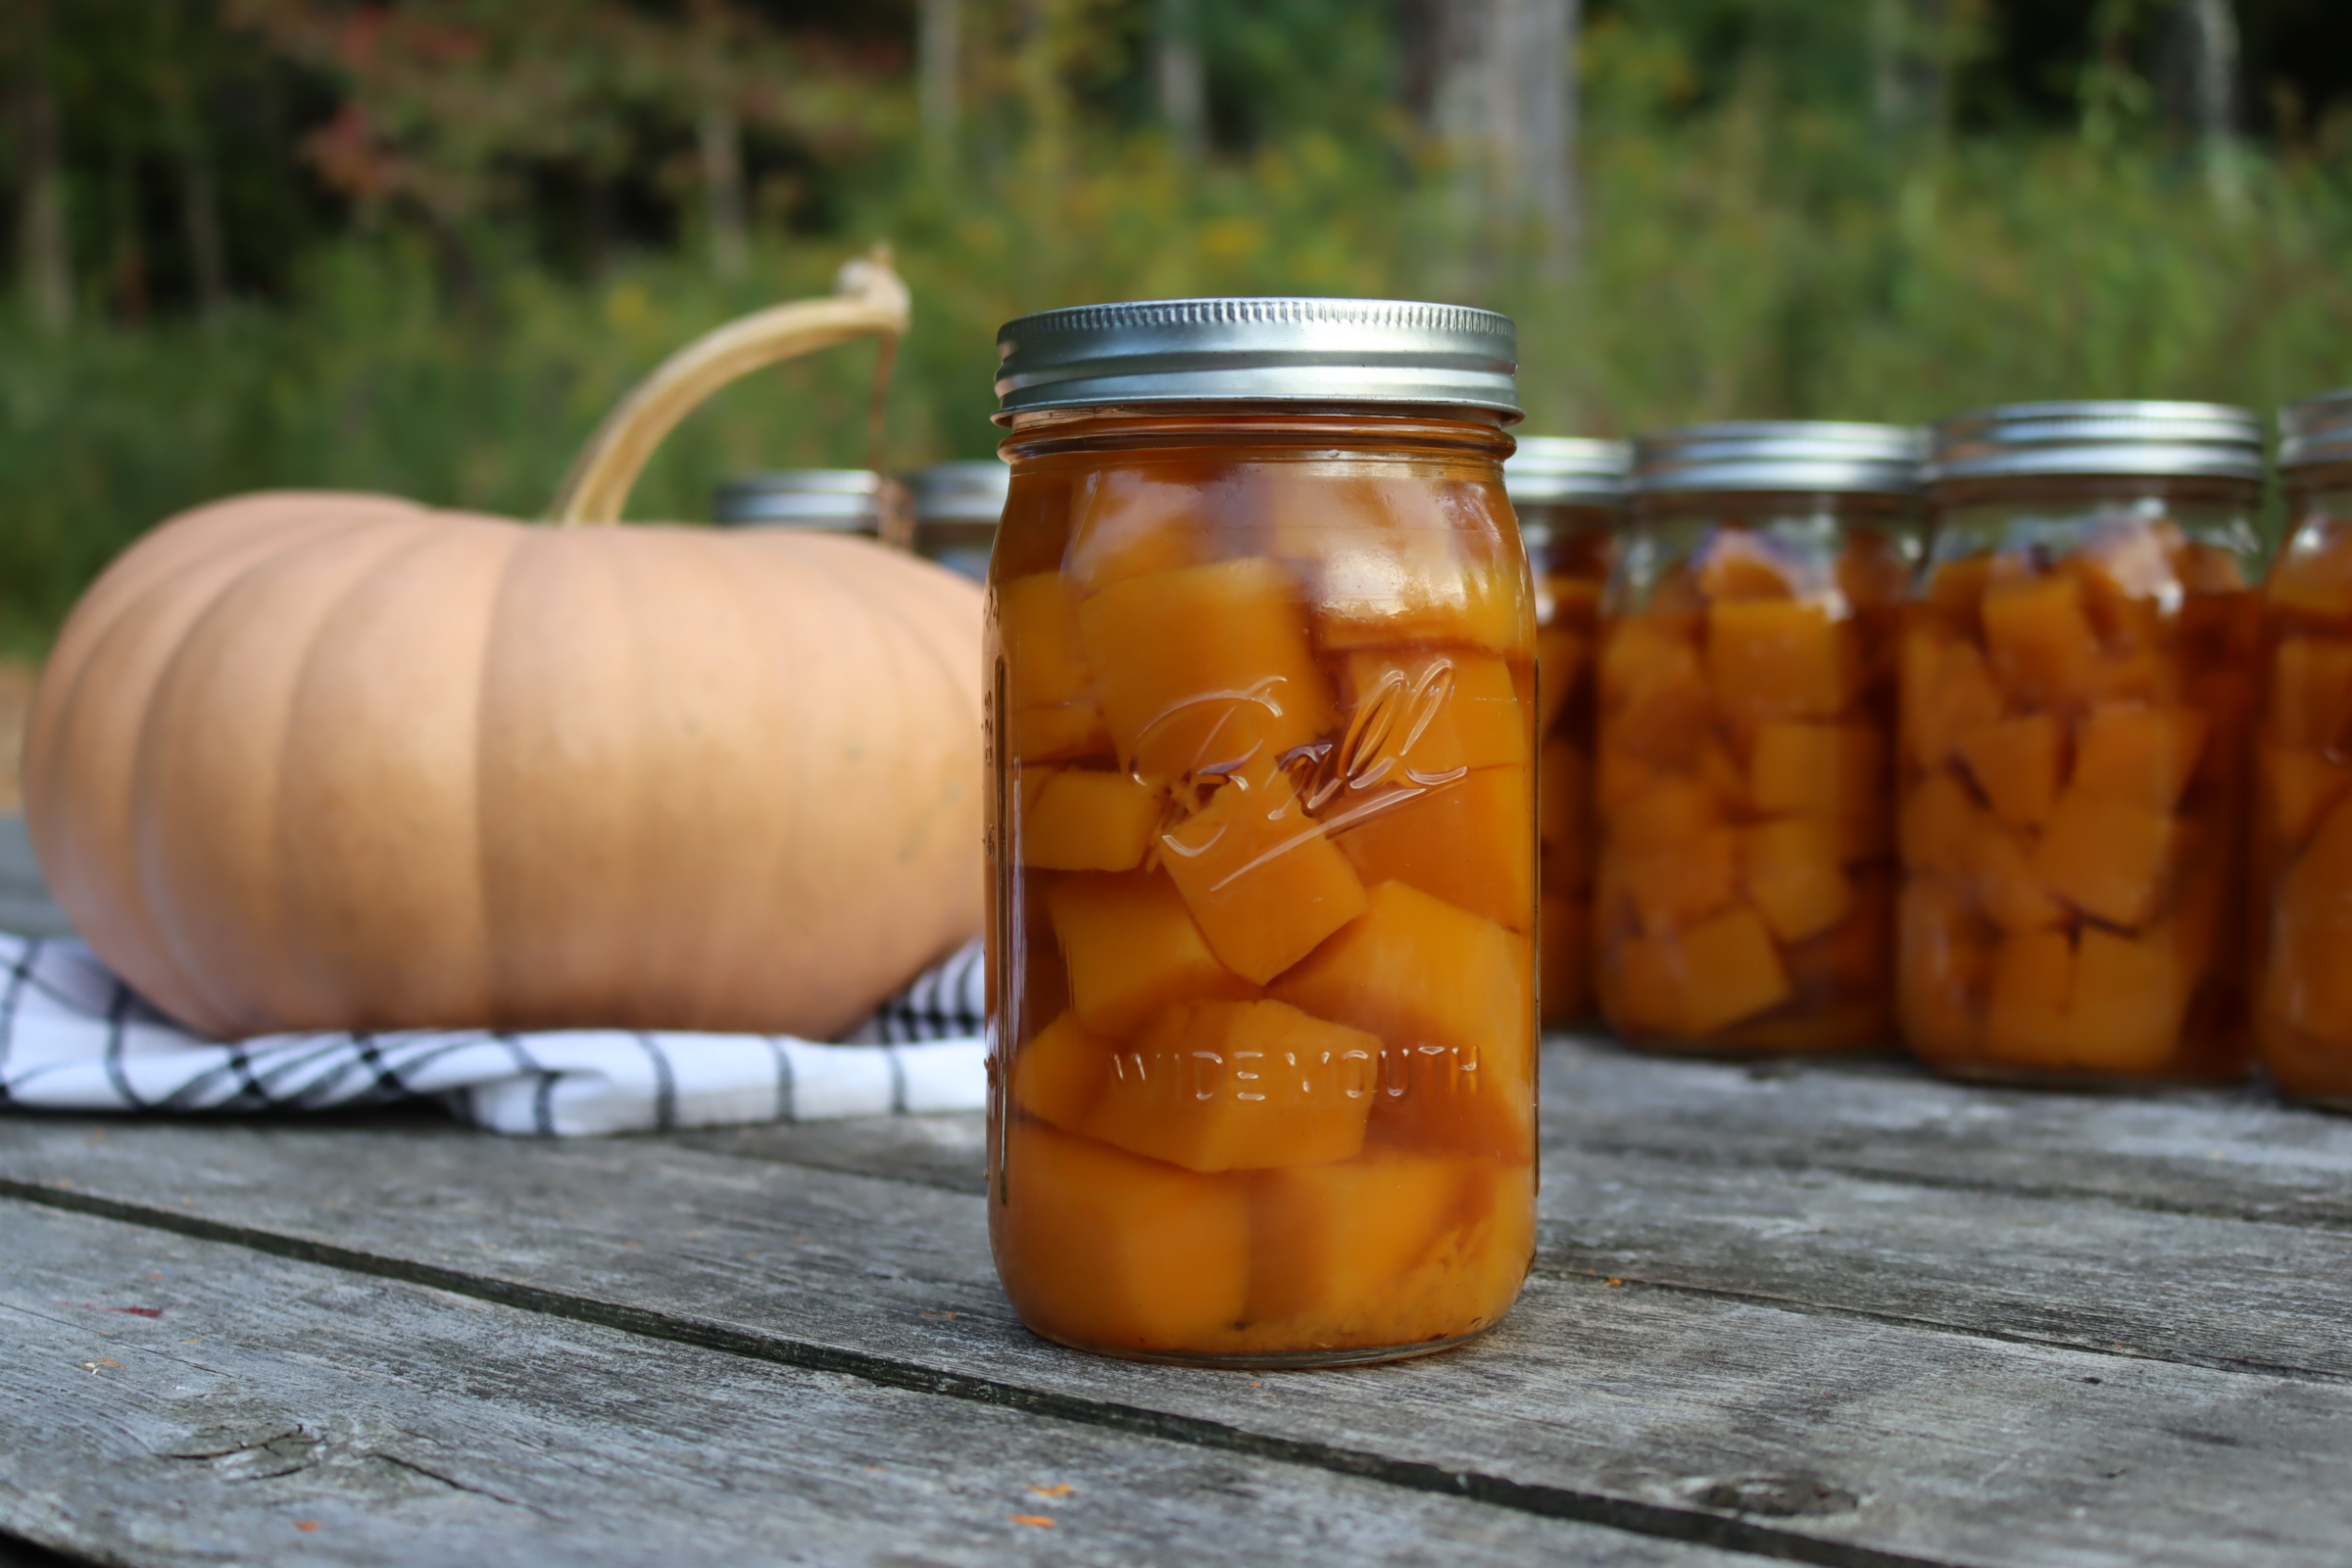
[24,254,985,1041]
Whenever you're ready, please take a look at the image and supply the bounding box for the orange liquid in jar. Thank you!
[987,427,1537,1364]
[2254,494,2352,1101]
[1592,521,1907,1050]
[1896,519,2256,1081]
[1535,523,1611,1024]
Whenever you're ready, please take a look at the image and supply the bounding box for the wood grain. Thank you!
[7,1081,2352,1568]
[0,1196,1737,1568]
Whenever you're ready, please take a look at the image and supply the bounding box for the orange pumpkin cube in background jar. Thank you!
[1594,423,1922,1053]
[1505,436,1630,1027]
[1898,403,2264,1085]
[986,299,1538,1366]
[2255,388,2352,1104]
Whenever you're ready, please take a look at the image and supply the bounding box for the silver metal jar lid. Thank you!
[1633,421,1922,497]
[907,461,1010,525]
[2281,388,2352,471]
[1926,401,2264,484]
[993,298,1521,423]
[1504,436,1631,507]
[712,469,882,529]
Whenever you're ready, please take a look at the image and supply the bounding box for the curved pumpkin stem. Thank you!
[550,245,912,526]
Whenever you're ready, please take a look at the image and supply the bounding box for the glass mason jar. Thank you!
[712,468,883,533]
[1504,437,1630,1026]
[909,460,1009,581]
[2255,388,2352,1103]
[1899,403,2264,1085]
[985,299,1539,1366]
[1594,423,1921,1053]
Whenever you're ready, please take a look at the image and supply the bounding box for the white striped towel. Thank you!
[0,933,987,1136]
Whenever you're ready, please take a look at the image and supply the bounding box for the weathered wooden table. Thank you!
[6,1031,2350,1567]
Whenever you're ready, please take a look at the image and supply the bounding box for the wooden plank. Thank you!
[4,1114,2348,1567]
[0,1196,1738,1568]
[672,1109,987,1194]
[1544,1035,2352,1228]
[658,1071,2352,1382]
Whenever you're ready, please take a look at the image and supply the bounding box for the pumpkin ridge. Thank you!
[275,514,523,1029]
[131,514,449,1035]
[785,535,984,965]
[30,508,434,1034]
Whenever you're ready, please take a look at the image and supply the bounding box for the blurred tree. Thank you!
[2162,0,2244,209]
[918,0,961,163]
[1411,0,1580,277]
[1155,0,1205,159]
[1,1,73,331]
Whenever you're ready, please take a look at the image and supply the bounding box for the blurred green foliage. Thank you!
[0,0,2347,653]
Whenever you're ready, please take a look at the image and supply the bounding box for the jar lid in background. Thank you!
[908,461,1011,525]
[1503,436,1632,507]
[1633,421,1923,496]
[1926,401,2264,484]
[712,469,883,530]
[2281,388,2352,472]
[993,298,1521,423]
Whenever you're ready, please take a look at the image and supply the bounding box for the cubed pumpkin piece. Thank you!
[1083,999,1380,1172]
[1609,772,1726,852]
[1538,737,1585,852]
[1011,1010,1117,1131]
[1696,532,1798,601]
[1897,875,1990,1056]
[1064,466,1205,593]
[1706,599,1861,722]
[1006,699,1112,763]
[1954,713,2065,833]
[998,570,1095,710]
[996,1120,1249,1351]
[1330,765,1532,932]
[1962,814,2071,934]
[1838,529,1915,610]
[2267,802,2352,1046]
[1340,649,1528,776]
[2261,743,2352,852]
[1246,1152,1466,1324]
[1750,721,1885,827]
[1923,555,1993,629]
[1048,873,1254,1036]
[1899,771,1984,883]
[1673,905,1794,1035]
[2068,926,2186,1072]
[2070,705,2208,814]
[1268,881,1533,1158]
[1742,819,1855,944]
[1605,930,1688,1036]
[1160,766,1368,983]
[1901,626,2004,771]
[2268,537,2352,623]
[1539,891,1588,1023]
[2267,635,2352,753]
[1784,867,1890,994]
[2033,789,2177,929]
[1613,827,1740,936]
[1078,558,1335,779]
[1293,477,1525,652]
[1600,615,1713,764]
[1981,572,2102,706]
[1985,928,2076,1061]
[1535,625,1588,735]
[1024,769,1163,871]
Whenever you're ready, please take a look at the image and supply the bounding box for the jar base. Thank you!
[1606,1032,1897,1062]
[1924,1058,2249,1093]
[1024,1321,1499,1371]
